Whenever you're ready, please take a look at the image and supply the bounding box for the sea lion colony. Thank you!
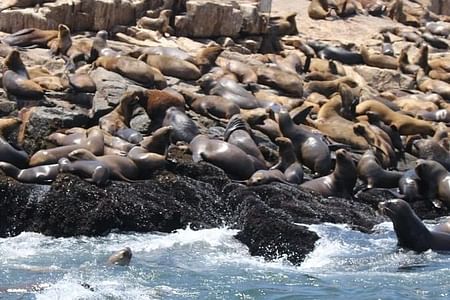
[0,0,450,253]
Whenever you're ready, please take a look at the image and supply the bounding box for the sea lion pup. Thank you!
[255,65,304,97]
[379,199,450,252]
[2,28,58,48]
[353,122,396,168]
[271,137,304,184]
[138,52,201,80]
[355,100,435,136]
[300,149,356,199]
[246,169,291,186]
[137,9,172,34]
[162,107,199,143]
[190,135,261,180]
[416,70,450,101]
[92,56,166,89]
[0,162,59,184]
[215,57,258,84]
[182,91,240,122]
[2,50,44,100]
[357,150,402,189]
[314,95,369,150]
[99,90,142,135]
[29,128,104,166]
[107,247,132,266]
[278,109,331,176]
[0,0,55,12]
[224,115,267,169]
[68,149,139,181]
[360,44,398,70]
[415,159,450,206]
[58,157,110,186]
[308,0,331,19]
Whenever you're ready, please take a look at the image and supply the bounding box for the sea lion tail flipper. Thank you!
[291,105,314,125]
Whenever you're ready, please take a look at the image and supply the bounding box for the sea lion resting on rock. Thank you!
[300,149,356,199]
[162,107,199,144]
[0,162,59,184]
[2,28,58,47]
[0,0,56,12]
[271,137,304,184]
[58,158,110,186]
[357,150,402,189]
[379,199,450,252]
[139,53,201,81]
[415,159,450,206]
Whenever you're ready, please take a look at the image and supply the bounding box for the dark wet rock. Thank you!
[0,98,17,117]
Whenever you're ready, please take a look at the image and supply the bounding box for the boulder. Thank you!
[353,65,415,91]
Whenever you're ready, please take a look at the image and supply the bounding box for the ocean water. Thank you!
[1,221,450,300]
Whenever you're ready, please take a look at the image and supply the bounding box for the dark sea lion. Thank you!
[68,149,139,181]
[58,157,110,186]
[366,111,404,158]
[300,149,356,199]
[271,137,304,184]
[278,110,331,176]
[422,32,448,50]
[415,159,450,206]
[379,199,450,252]
[107,247,132,266]
[356,100,435,136]
[89,30,120,61]
[381,33,394,56]
[92,56,166,88]
[308,0,331,19]
[204,78,261,109]
[411,136,450,171]
[399,169,422,202]
[425,22,450,37]
[360,44,398,70]
[357,150,402,189]
[246,169,290,186]
[139,53,201,80]
[398,46,420,75]
[190,135,259,180]
[2,50,44,99]
[0,162,59,184]
[115,128,143,144]
[162,107,199,143]
[417,109,450,123]
[224,115,267,168]
[2,28,58,47]
[318,46,364,65]
[0,136,29,168]
[99,90,142,135]
[29,128,104,166]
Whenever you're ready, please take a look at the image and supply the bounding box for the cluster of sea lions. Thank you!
[0,0,450,253]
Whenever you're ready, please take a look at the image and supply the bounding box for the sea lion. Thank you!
[99,90,142,135]
[318,46,364,65]
[58,157,110,186]
[215,57,258,84]
[127,146,167,177]
[194,45,224,74]
[2,50,44,100]
[0,136,29,168]
[89,30,120,62]
[0,162,59,184]
[425,22,450,37]
[271,137,304,184]
[203,77,261,109]
[366,111,404,158]
[29,128,104,166]
[308,0,331,19]
[190,135,260,180]
[68,149,139,181]
[224,115,267,168]
[411,136,450,171]
[416,70,450,100]
[356,100,435,136]
[139,126,172,156]
[0,0,55,12]
[107,247,132,266]
[381,33,394,56]
[422,32,448,50]
[61,72,96,93]
[0,117,22,136]
[137,9,172,34]
[300,148,356,199]
[162,107,199,143]
[398,46,420,75]
[255,65,303,97]
[130,46,195,63]
[140,89,185,127]
[2,28,58,47]
[246,169,290,186]
[398,169,422,202]
[379,199,450,252]
[139,53,201,80]
[184,92,240,122]
[415,159,450,206]
[278,110,331,176]
[92,56,166,88]
[360,44,398,70]
[102,133,134,153]
[47,130,87,146]
[115,128,143,144]
[304,77,357,98]
[357,150,402,189]
[417,109,450,123]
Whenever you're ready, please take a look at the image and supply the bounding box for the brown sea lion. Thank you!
[190,135,261,180]
[300,149,356,199]
[308,0,331,19]
[360,44,398,70]
[2,50,44,100]
[398,46,420,75]
[139,126,172,156]
[99,90,142,135]
[183,91,239,122]
[68,149,139,181]
[356,100,435,136]
[304,77,357,98]
[139,53,201,80]
[107,247,132,266]
[0,117,21,136]
[415,159,450,206]
[357,150,402,189]
[2,28,58,47]
[278,110,332,176]
[0,162,59,184]
[127,146,167,177]
[58,157,110,186]
[140,89,185,127]
[255,65,303,97]
[194,45,224,74]
[271,137,304,184]
[215,57,258,84]
[416,70,450,100]
[246,169,290,186]
[379,199,450,252]
[29,128,104,166]
[0,0,55,12]
[137,9,172,34]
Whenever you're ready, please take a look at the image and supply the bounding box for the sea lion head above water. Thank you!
[107,247,132,266]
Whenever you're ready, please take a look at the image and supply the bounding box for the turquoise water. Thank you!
[1,222,450,299]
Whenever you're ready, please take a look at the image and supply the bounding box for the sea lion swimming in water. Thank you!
[379,199,450,252]
[107,247,132,266]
